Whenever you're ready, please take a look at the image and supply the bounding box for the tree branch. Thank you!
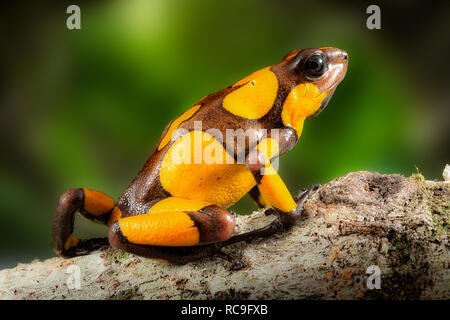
[0,169,448,299]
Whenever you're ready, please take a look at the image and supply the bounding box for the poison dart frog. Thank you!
[52,47,348,267]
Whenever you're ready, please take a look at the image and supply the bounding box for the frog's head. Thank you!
[275,47,348,120]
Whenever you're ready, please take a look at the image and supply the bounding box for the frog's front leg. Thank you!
[246,145,318,228]
[52,188,116,257]
[218,139,319,246]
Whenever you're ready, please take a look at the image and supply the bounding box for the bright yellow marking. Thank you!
[281,83,328,137]
[257,137,279,163]
[83,189,115,216]
[149,197,211,214]
[232,66,271,87]
[224,68,278,119]
[64,235,79,250]
[320,46,333,50]
[119,211,200,246]
[158,105,201,151]
[108,206,122,226]
[258,164,297,213]
[257,193,270,208]
[160,131,256,208]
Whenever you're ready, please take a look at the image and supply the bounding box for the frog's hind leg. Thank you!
[52,188,116,257]
[108,197,236,264]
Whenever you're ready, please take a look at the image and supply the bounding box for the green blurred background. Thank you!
[0,0,448,268]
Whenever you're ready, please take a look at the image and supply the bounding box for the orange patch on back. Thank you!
[232,66,271,87]
[83,188,115,216]
[223,68,278,119]
[281,83,328,137]
[158,104,201,151]
[118,211,199,246]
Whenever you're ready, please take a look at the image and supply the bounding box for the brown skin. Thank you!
[53,47,348,266]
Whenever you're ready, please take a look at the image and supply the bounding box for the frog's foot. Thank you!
[215,184,321,248]
[295,183,321,211]
[59,238,110,258]
[219,215,285,246]
[278,183,321,227]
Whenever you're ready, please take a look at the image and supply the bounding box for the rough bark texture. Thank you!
[0,170,448,300]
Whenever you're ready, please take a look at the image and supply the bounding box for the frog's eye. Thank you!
[302,54,327,79]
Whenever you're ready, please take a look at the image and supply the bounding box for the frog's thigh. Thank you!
[109,199,235,249]
[115,211,200,246]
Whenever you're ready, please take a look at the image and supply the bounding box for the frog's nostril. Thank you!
[342,53,348,60]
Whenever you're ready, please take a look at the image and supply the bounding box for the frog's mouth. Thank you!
[308,88,335,119]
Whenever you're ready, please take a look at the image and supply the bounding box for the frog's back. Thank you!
[116,89,276,215]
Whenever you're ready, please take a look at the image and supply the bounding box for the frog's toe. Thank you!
[59,238,109,258]
[295,183,321,204]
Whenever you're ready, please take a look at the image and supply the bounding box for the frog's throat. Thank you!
[308,87,336,119]
[281,83,331,137]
